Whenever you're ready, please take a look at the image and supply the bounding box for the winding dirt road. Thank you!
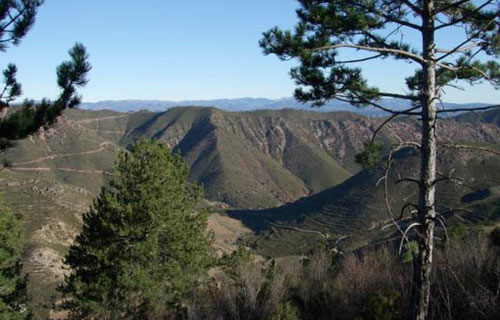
[11,142,113,166]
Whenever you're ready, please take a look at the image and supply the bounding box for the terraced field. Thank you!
[234,147,500,256]
[0,170,92,316]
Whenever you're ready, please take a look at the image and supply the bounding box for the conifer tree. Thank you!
[260,1,499,319]
[0,0,91,150]
[0,201,29,320]
[60,139,212,319]
[0,2,90,317]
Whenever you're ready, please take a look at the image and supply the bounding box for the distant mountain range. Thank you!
[81,97,489,117]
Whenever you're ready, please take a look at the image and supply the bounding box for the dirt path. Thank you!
[75,114,129,123]
[9,167,115,175]
[11,142,112,166]
[9,167,52,172]
[7,116,124,175]
[87,130,125,134]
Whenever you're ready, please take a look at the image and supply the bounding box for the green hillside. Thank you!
[2,106,500,317]
[455,108,500,127]
[0,169,93,317]
[232,145,500,257]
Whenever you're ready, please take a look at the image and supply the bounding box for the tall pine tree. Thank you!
[0,201,29,320]
[260,1,499,319]
[60,139,212,320]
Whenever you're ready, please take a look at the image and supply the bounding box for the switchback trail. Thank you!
[11,142,113,166]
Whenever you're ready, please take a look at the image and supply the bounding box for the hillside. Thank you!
[6,106,499,209]
[2,106,500,317]
[81,97,490,117]
[0,107,366,208]
[230,129,500,256]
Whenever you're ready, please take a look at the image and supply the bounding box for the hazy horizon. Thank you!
[3,0,499,104]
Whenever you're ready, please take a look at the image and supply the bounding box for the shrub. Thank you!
[269,301,301,320]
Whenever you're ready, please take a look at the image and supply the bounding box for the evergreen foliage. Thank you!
[59,139,212,319]
[0,2,89,317]
[361,291,400,320]
[0,43,91,150]
[0,0,91,151]
[355,142,383,171]
[0,0,42,52]
[0,201,29,320]
[269,302,302,320]
[259,1,499,318]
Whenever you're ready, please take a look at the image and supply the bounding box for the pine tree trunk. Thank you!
[411,1,437,319]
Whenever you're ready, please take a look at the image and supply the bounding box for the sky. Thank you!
[2,0,498,104]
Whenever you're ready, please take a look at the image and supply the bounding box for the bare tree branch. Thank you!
[397,177,422,186]
[312,43,424,64]
[399,222,421,254]
[376,142,422,257]
[439,143,500,157]
[436,104,500,113]
[400,203,419,220]
[369,106,421,146]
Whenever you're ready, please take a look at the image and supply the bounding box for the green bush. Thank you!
[361,291,400,320]
[269,302,301,320]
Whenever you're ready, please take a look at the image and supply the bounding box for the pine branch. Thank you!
[439,143,500,157]
[401,0,423,15]
[334,54,383,64]
[369,106,420,146]
[0,5,28,33]
[312,43,424,64]
[380,13,422,31]
[436,15,498,62]
[435,0,496,30]
[437,0,473,14]
[436,104,500,113]
[348,91,420,115]
[436,43,481,55]
[378,92,420,101]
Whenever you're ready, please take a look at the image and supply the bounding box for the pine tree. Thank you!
[259,1,499,319]
[0,0,91,150]
[0,2,90,318]
[0,201,30,320]
[60,139,213,319]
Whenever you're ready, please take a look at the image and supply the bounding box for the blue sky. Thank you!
[2,0,498,103]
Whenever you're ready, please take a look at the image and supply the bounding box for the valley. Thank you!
[1,106,500,317]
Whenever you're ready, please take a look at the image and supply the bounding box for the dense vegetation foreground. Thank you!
[184,234,500,320]
[52,140,499,320]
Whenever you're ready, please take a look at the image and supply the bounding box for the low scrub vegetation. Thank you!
[179,229,499,320]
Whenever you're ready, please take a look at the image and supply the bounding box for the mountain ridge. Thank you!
[81,97,490,117]
[2,106,500,316]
